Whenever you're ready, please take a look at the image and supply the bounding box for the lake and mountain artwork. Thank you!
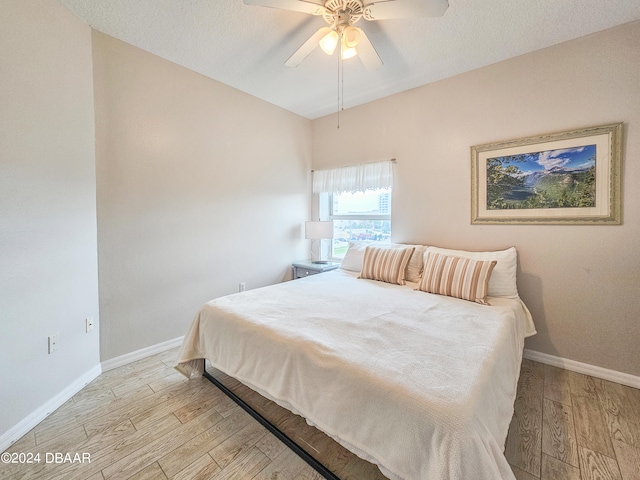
[486,145,596,210]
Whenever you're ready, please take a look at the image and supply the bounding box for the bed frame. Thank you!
[203,364,341,480]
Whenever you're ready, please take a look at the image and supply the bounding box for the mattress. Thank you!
[175,269,535,480]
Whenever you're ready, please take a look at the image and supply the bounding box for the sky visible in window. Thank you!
[334,188,390,214]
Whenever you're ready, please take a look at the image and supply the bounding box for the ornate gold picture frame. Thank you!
[471,123,622,224]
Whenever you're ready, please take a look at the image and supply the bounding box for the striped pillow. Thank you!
[418,252,497,305]
[359,246,415,285]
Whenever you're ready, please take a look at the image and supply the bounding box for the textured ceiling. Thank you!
[60,0,640,119]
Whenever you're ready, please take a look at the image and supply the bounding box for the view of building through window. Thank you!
[329,188,391,258]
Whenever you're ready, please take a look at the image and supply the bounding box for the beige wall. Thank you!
[312,22,640,377]
[92,32,312,361]
[0,1,100,436]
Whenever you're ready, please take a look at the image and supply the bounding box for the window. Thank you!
[313,159,394,259]
[326,187,391,259]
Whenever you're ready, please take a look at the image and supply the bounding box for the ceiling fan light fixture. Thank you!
[341,45,357,60]
[319,30,339,55]
[342,25,361,48]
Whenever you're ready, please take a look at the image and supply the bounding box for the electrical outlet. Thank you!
[239,282,246,292]
[48,334,59,354]
[86,317,94,333]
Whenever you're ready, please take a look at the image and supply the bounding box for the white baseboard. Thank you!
[101,336,184,372]
[524,349,640,389]
[1,337,185,453]
[0,364,102,453]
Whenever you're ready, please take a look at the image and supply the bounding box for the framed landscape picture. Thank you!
[471,123,622,224]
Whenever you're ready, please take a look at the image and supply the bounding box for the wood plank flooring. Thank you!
[1,350,638,480]
[506,359,640,480]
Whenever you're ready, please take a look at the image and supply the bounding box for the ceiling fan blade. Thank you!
[243,0,326,15]
[363,0,449,20]
[285,27,332,67]
[355,28,383,71]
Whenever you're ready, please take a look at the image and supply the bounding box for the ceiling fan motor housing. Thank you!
[323,0,364,28]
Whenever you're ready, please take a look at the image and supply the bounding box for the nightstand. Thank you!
[292,260,340,279]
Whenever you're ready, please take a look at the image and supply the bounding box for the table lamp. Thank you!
[305,221,334,263]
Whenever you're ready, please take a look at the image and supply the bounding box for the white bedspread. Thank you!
[175,269,535,480]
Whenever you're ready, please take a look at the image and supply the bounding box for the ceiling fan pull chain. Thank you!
[341,57,345,114]
[337,32,342,129]
[340,39,344,112]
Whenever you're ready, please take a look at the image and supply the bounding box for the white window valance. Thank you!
[312,159,394,194]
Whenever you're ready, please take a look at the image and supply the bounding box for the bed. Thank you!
[175,244,536,480]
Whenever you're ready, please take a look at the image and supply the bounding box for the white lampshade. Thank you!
[305,221,334,239]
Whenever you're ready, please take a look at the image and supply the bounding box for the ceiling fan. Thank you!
[243,0,449,71]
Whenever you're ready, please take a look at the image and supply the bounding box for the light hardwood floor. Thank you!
[2,349,638,480]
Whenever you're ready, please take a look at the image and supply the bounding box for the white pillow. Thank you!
[400,244,426,283]
[340,241,372,272]
[424,246,518,298]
